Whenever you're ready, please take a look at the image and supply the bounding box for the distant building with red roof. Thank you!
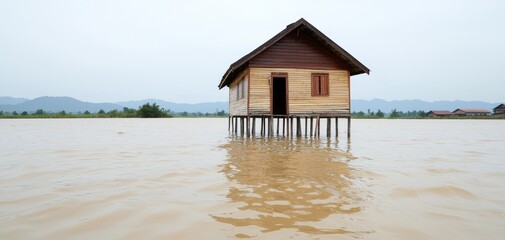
[452,109,491,116]
[426,110,453,118]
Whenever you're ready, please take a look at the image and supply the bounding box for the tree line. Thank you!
[352,109,427,118]
[0,103,228,118]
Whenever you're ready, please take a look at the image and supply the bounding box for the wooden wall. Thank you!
[249,67,349,115]
[229,70,248,116]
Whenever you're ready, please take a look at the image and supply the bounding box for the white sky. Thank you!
[1,0,504,103]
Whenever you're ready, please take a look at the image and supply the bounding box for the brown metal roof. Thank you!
[494,104,505,110]
[427,110,453,115]
[453,109,491,113]
[218,18,370,89]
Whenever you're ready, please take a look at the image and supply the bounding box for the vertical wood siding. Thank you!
[229,70,249,116]
[249,68,349,115]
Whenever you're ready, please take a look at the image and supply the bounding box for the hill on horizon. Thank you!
[0,96,502,114]
[351,99,501,113]
[0,96,228,114]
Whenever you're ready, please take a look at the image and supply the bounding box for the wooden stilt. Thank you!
[240,117,244,136]
[316,116,320,137]
[296,117,301,137]
[290,116,294,138]
[286,116,289,137]
[252,117,256,136]
[270,116,274,136]
[261,118,265,136]
[347,117,351,138]
[266,117,269,137]
[265,117,268,136]
[265,117,267,136]
[228,116,231,133]
[234,117,238,135]
[310,117,313,137]
[267,117,270,136]
[276,117,280,136]
[335,117,339,137]
[282,118,285,136]
[246,116,250,137]
[304,117,308,137]
[259,118,262,136]
[268,116,272,136]
[327,118,331,137]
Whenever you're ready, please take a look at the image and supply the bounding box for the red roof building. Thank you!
[452,109,491,116]
[426,110,453,118]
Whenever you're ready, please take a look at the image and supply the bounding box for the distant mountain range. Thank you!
[0,96,228,114]
[0,96,501,114]
[351,99,501,113]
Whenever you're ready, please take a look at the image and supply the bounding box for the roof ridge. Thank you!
[218,18,370,89]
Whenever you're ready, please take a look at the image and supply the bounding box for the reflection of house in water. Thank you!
[213,138,367,237]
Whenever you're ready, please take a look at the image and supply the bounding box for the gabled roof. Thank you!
[453,109,491,113]
[494,104,505,110]
[427,110,452,115]
[218,18,370,89]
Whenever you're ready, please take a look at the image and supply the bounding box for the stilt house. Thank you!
[218,18,370,137]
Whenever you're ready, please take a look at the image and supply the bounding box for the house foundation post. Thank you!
[327,117,331,138]
[347,117,351,138]
[335,117,339,137]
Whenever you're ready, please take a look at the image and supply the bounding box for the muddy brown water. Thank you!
[1,119,504,239]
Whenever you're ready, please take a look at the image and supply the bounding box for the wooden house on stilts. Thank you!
[218,18,370,137]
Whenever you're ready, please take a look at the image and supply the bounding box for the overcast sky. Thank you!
[1,0,504,103]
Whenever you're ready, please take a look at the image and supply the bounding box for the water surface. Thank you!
[0,119,504,239]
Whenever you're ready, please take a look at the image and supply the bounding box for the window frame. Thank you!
[311,73,329,96]
[236,77,245,101]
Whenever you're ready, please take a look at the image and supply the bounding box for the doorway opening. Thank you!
[272,77,287,115]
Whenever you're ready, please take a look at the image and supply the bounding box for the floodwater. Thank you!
[0,119,504,239]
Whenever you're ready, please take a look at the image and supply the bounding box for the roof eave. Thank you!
[218,18,371,88]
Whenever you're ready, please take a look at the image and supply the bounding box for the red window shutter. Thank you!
[321,74,329,95]
[311,75,318,96]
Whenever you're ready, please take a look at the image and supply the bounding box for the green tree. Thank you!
[137,103,169,118]
[352,111,365,117]
[34,109,45,115]
[98,109,106,114]
[122,107,137,117]
[21,111,28,116]
[13,111,18,116]
[216,109,227,117]
[107,109,119,117]
[84,110,91,115]
[390,109,399,118]
[376,109,385,118]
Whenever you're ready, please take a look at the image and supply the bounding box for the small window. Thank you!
[236,82,240,101]
[311,73,329,96]
[236,77,245,101]
[240,78,245,99]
